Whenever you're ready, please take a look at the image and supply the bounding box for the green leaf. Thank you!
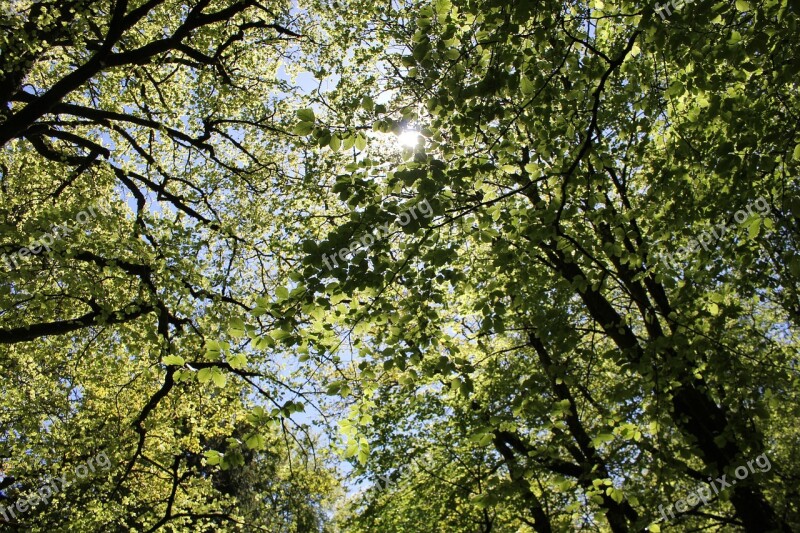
[271,329,292,341]
[211,368,227,388]
[317,129,332,147]
[344,441,359,458]
[228,353,247,369]
[296,108,315,122]
[520,75,535,95]
[228,317,246,338]
[472,493,498,509]
[666,81,684,97]
[245,433,266,450]
[357,439,370,465]
[591,433,614,447]
[197,368,213,384]
[251,335,274,349]
[163,355,185,366]
[434,0,452,15]
[361,96,374,111]
[746,218,761,240]
[293,121,314,135]
[735,0,750,10]
[606,486,624,504]
[355,134,367,151]
[204,450,222,466]
[501,164,518,174]
[478,433,494,446]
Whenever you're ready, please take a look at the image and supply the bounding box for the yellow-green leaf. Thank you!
[163,355,185,366]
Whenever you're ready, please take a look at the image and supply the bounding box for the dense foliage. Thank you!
[1,0,338,530]
[1,0,799,531]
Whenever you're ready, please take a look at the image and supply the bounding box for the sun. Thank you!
[397,130,420,148]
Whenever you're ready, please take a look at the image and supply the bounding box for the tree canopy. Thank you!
[1,0,799,531]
